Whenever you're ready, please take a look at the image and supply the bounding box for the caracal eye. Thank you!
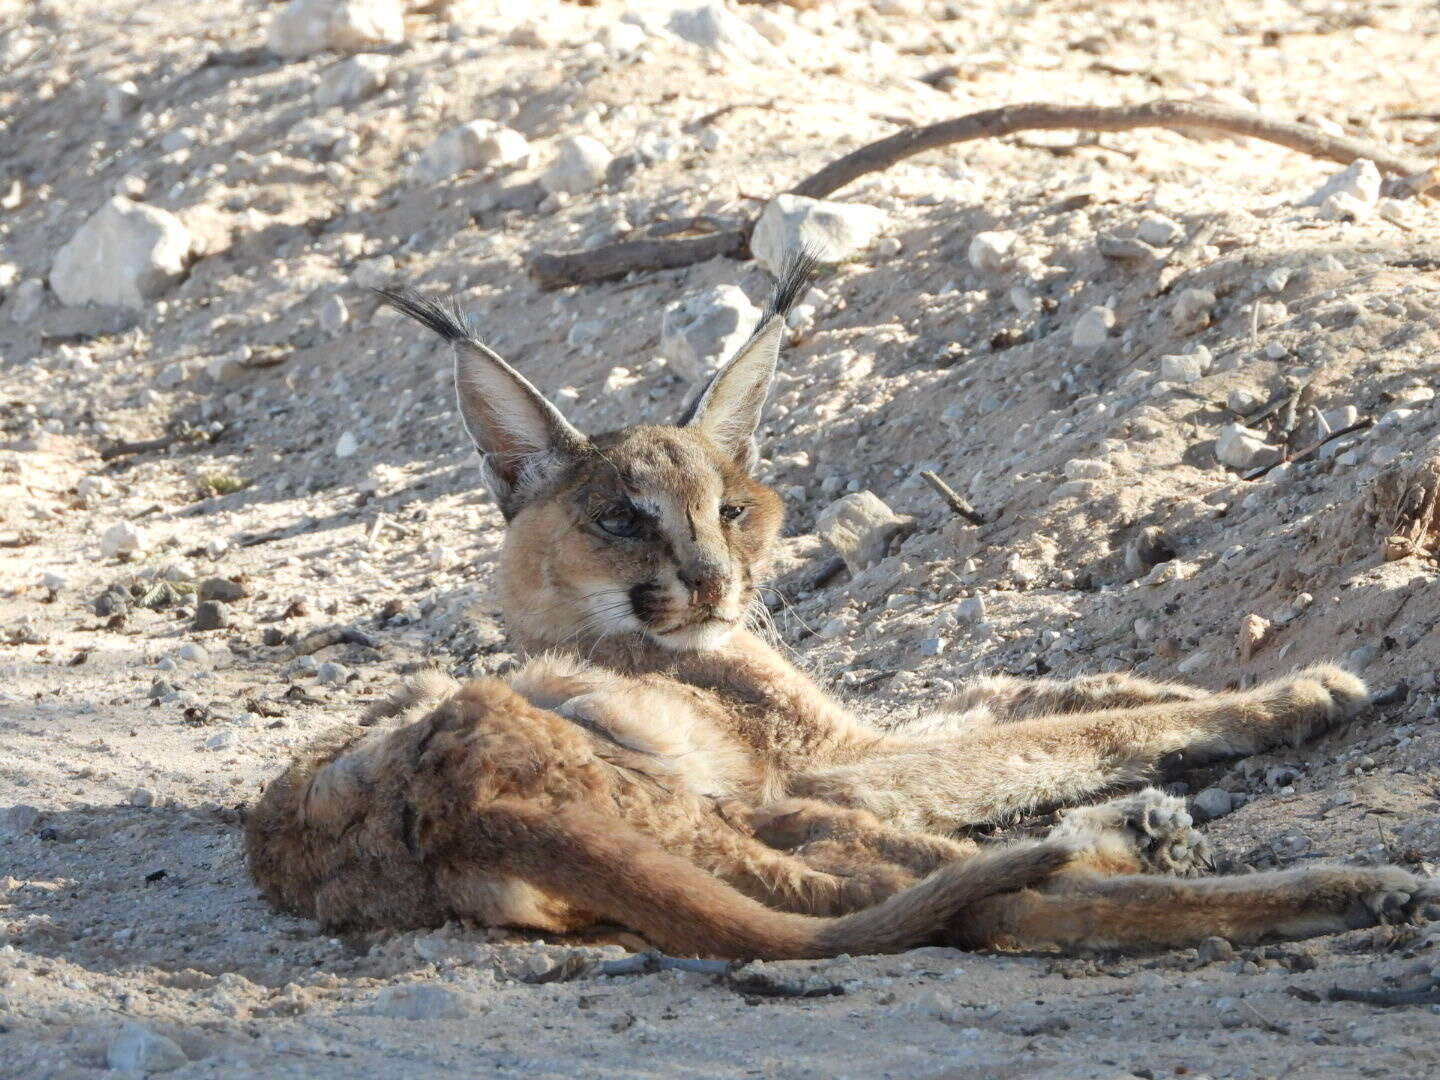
[719,504,746,523]
[597,505,642,538]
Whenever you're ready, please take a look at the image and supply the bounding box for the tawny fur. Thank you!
[246,263,1439,959]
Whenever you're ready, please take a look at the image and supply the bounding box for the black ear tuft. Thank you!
[373,286,470,342]
[676,247,822,427]
[763,246,823,323]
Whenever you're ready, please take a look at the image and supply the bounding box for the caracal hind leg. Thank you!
[1048,788,1211,878]
[940,671,1208,722]
[791,665,1368,833]
[952,864,1440,951]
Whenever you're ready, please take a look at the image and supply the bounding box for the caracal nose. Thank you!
[679,564,727,608]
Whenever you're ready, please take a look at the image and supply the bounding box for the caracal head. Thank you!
[379,250,819,654]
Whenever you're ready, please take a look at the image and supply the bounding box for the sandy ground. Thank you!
[4,0,1440,1075]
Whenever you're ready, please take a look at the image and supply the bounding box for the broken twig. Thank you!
[920,470,985,525]
[1328,980,1440,1007]
[100,435,177,461]
[287,625,380,659]
[1243,418,1374,481]
[530,230,747,290]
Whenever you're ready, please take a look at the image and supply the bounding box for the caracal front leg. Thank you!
[791,665,1368,832]
[940,670,1208,722]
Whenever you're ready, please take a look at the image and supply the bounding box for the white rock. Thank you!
[1323,404,1359,430]
[369,984,475,1020]
[668,2,783,65]
[107,1023,187,1072]
[1300,158,1381,210]
[1192,787,1234,821]
[104,80,142,124]
[10,279,45,322]
[428,545,459,570]
[750,194,888,277]
[955,596,986,623]
[206,348,249,383]
[51,197,192,310]
[597,21,647,58]
[177,643,209,664]
[1394,386,1435,408]
[77,476,114,502]
[1176,650,1212,675]
[205,728,236,750]
[1070,305,1115,349]
[316,54,391,107]
[1170,288,1215,333]
[1377,197,1419,227]
[160,128,196,154]
[128,787,158,808]
[540,135,613,196]
[1253,300,1288,328]
[353,255,395,289]
[1159,347,1211,384]
[1227,388,1262,415]
[660,284,761,383]
[1062,458,1112,480]
[40,571,66,590]
[1319,192,1373,222]
[413,121,530,184]
[100,522,147,558]
[1265,267,1292,293]
[967,230,1018,273]
[335,431,360,458]
[816,491,911,575]
[319,294,349,336]
[918,636,947,658]
[567,318,607,349]
[156,361,190,389]
[1135,214,1182,247]
[316,661,350,686]
[267,0,405,58]
[1215,423,1282,470]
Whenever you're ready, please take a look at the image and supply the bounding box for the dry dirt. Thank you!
[4,0,1440,1076]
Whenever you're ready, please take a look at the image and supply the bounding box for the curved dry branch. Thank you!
[528,99,1432,290]
[792,99,1426,200]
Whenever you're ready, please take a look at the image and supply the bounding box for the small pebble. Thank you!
[192,600,230,631]
[316,661,350,687]
[205,729,237,751]
[1192,787,1234,821]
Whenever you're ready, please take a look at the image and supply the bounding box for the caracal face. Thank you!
[499,424,783,652]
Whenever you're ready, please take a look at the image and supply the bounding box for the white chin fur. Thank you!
[650,620,737,652]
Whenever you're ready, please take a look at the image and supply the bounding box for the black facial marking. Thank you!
[628,582,664,624]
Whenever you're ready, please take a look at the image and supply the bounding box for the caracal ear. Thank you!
[375,288,588,517]
[681,248,820,471]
